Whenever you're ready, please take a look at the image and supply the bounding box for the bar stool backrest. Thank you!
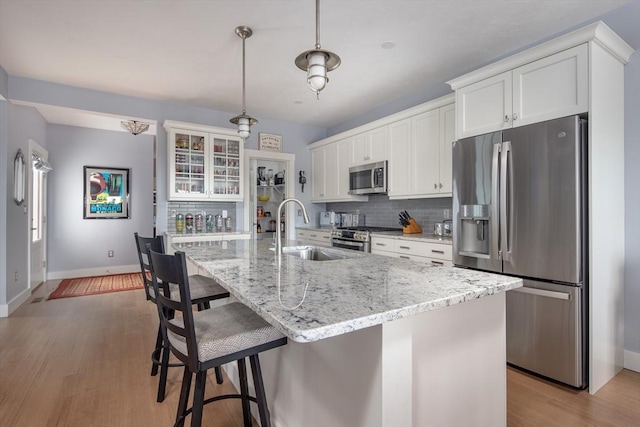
[146,246,199,371]
[134,232,165,302]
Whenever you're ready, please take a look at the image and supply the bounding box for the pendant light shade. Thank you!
[121,120,150,135]
[295,0,341,98]
[230,26,258,140]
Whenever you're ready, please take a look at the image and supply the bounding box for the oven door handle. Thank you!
[332,239,364,248]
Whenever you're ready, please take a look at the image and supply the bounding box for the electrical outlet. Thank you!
[297,209,302,216]
[444,209,450,219]
[222,210,228,218]
[108,250,114,257]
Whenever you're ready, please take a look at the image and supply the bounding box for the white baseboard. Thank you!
[0,287,32,318]
[624,349,640,373]
[47,264,139,281]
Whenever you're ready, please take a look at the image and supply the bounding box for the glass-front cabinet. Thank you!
[165,121,243,201]
[212,137,241,196]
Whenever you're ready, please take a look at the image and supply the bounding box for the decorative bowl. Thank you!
[257,195,270,202]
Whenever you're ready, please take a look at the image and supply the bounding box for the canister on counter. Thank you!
[195,214,203,233]
[175,213,184,233]
[215,214,223,232]
[185,213,194,233]
[205,214,214,232]
[225,216,233,231]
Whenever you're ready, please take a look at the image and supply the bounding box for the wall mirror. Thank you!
[13,149,25,206]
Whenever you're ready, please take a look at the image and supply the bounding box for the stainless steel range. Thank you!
[331,226,402,252]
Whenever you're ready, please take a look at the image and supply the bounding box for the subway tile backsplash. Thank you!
[326,195,452,232]
[166,201,237,233]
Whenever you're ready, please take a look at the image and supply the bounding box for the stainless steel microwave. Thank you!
[348,161,387,195]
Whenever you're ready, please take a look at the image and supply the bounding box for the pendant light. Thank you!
[295,0,341,99]
[230,26,258,140]
[121,120,149,135]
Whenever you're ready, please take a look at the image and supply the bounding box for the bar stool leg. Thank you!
[151,324,162,376]
[250,354,271,427]
[176,368,192,427]
[191,371,207,427]
[238,358,252,427]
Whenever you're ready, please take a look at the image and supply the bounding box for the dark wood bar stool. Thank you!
[146,246,287,427]
[134,233,230,402]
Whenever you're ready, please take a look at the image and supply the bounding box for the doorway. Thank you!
[29,139,50,289]
[243,150,295,240]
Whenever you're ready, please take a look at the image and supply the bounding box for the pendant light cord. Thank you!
[315,0,321,50]
[242,33,246,115]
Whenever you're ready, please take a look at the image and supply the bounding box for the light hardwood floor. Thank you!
[1,280,638,426]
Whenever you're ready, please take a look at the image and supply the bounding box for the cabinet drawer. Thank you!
[421,242,452,261]
[296,229,332,246]
[371,237,396,251]
[372,236,452,260]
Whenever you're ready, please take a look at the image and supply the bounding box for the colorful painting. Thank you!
[83,166,130,219]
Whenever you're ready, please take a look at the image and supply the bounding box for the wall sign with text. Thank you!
[258,133,283,152]
[83,166,130,219]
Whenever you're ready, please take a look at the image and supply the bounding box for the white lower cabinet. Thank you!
[296,228,333,247]
[371,235,452,267]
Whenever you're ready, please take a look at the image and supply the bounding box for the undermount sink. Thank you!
[280,245,353,261]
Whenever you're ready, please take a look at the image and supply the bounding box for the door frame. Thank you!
[28,138,49,289]
[243,150,296,240]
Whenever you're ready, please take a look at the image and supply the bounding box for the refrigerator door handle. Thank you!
[500,141,512,262]
[511,286,571,301]
[491,143,501,260]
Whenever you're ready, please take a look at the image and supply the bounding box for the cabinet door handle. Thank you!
[434,183,438,189]
[504,115,510,122]
[399,245,410,250]
[310,234,317,237]
[431,250,445,254]
[512,113,518,121]
[439,183,443,189]
[399,255,410,259]
[375,243,386,246]
[431,260,444,266]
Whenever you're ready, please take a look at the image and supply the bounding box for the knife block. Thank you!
[403,218,423,234]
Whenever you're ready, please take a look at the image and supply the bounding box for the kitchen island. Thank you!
[177,239,522,427]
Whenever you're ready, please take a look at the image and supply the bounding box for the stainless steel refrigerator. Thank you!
[452,115,587,388]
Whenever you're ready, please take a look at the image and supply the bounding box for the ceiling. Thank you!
[0,0,632,133]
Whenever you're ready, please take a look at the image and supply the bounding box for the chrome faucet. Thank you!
[276,198,310,256]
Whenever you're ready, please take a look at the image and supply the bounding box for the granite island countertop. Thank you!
[177,239,521,343]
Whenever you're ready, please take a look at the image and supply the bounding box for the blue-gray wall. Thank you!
[46,124,154,276]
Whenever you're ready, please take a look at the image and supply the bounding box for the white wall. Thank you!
[46,124,154,277]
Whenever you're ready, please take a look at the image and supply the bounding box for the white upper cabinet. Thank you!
[513,44,588,127]
[310,147,325,200]
[388,103,454,199]
[439,103,456,194]
[310,138,367,203]
[351,127,389,165]
[456,44,588,139]
[165,121,243,201]
[387,118,412,197]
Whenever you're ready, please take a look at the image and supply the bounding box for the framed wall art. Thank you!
[258,133,283,152]
[83,166,130,219]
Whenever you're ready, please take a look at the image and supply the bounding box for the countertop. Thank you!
[178,239,521,343]
[370,231,453,245]
[165,231,251,239]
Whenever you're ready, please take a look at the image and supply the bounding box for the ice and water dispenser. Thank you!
[458,204,491,259]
